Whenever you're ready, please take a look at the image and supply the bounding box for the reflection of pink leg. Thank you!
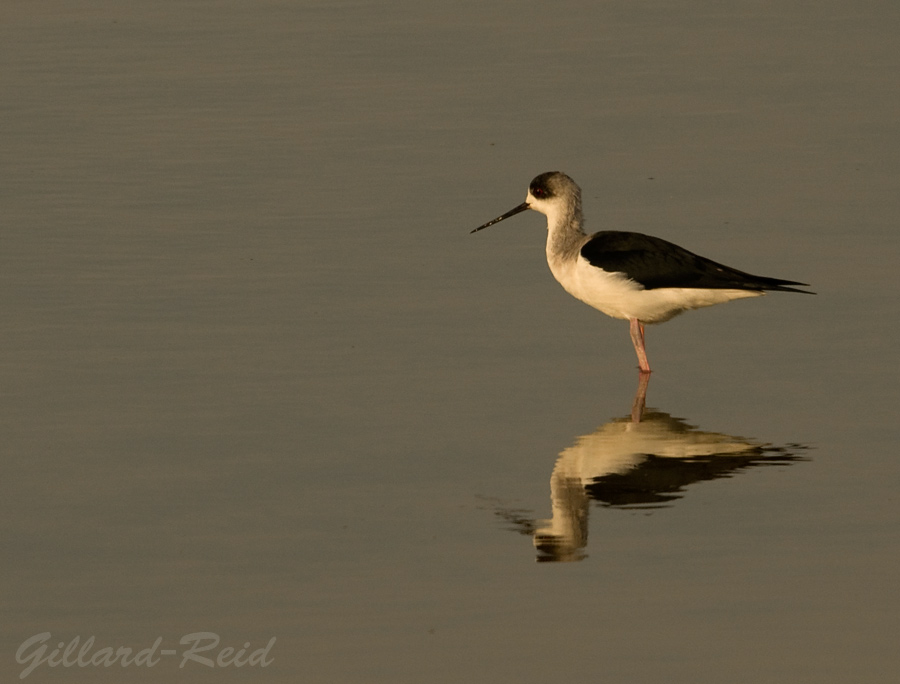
[630,368,651,423]
[629,318,651,373]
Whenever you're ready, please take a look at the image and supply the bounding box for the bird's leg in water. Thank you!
[629,318,651,373]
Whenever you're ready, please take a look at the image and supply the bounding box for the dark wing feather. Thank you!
[580,231,813,293]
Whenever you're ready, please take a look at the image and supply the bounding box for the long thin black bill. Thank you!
[470,202,530,234]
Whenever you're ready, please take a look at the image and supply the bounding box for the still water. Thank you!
[2,1,898,682]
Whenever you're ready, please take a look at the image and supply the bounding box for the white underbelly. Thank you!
[549,257,763,323]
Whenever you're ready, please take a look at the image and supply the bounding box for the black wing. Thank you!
[580,231,813,293]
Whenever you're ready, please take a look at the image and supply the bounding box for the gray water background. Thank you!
[2,1,898,682]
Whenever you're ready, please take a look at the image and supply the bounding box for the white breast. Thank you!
[549,254,762,324]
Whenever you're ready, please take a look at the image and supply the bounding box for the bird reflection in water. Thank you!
[490,375,808,563]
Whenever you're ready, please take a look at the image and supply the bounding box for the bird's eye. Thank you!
[532,187,544,197]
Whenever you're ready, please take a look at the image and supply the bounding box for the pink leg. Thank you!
[629,318,651,373]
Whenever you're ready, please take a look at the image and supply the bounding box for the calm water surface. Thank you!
[2,1,898,682]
